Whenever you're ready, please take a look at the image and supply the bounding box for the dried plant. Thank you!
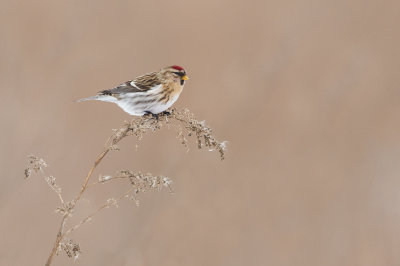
[24,108,226,266]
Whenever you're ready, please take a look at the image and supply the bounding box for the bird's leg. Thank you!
[162,110,171,116]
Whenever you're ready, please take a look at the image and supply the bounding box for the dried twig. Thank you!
[24,108,226,265]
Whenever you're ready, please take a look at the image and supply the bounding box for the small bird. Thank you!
[77,65,189,116]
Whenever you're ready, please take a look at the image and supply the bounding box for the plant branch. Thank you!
[24,108,227,265]
[64,186,136,236]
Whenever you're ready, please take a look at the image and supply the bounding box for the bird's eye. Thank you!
[173,71,184,77]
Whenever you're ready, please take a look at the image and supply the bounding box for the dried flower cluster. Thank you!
[107,108,227,160]
[24,108,226,266]
[56,238,81,261]
[24,155,48,179]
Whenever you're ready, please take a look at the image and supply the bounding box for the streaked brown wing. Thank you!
[133,72,161,91]
[100,81,142,96]
[99,72,161,96]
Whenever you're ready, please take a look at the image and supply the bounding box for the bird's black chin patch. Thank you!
[180,79,185,85]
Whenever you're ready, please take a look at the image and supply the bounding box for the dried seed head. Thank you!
[45,175,61,194]
[24,155,48,179]
[106,108,227,160]
[57,238,81,261]
[106,198,119,208]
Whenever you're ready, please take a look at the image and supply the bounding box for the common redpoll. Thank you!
[77,65,189,116]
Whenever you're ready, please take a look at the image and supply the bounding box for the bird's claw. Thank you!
[144,111,160,120]
[145,110,171,120]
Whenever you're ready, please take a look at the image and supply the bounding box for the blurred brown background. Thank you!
[1,0,400,265]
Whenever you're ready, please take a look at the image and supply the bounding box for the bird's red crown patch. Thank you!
[172,65,184,71]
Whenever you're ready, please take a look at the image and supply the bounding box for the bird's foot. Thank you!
[162,110,171,116]
[145,111,159,120]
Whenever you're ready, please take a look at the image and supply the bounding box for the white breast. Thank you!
[115,84,183,116]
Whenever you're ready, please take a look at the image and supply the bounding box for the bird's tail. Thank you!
[76,94,118,103]
[75,95,100,102]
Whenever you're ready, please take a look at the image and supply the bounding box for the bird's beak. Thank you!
[181,75,189,81]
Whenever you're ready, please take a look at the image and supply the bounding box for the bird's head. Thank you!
[161,65,189,85]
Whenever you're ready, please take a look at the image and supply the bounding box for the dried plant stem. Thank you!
[25,108,227,265]
[64,187,135,236]
[56,193,64,204]
[76,149,109,202]
[87,176,127,187]
[45,126,131,265]
[45,214,69,266]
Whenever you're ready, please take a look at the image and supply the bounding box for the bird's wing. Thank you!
[99,72,161,96]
